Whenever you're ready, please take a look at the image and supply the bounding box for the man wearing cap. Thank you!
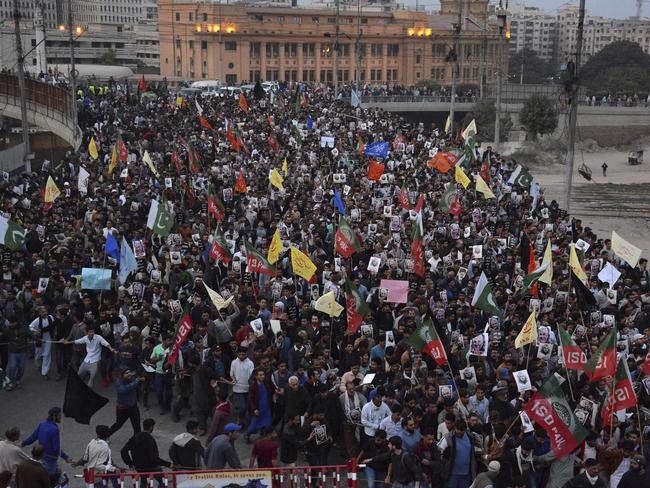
[619,454,650,487]
[21,407,70,480]
[562,459,606,488]
[205,423,242,470]
[470,461,500,488]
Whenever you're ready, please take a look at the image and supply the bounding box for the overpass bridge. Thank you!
[0,74,79,172]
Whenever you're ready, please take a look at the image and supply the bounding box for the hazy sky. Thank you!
[395,1,639,19]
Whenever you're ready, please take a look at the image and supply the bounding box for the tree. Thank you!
[519,94,558,140]
[463,99,512,142]
[580,41,650,95]
[508,48,554,84]
[99,49,116,65]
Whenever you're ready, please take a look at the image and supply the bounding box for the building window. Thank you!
[175,12,180,21]
[189,12,193,21]
[284,43,297,58]
[312,16,319,23]
[250,70,261,81]
[361,18,368,24]
[303,43,315,57]
[201,41,207,50]
[294,16,302,23]
[340,43,350,56]
[250,42,261,57]
[327,17,336,23]
[225,74,237,84]
[415,54,421,64]
[284,70,297,81]
[266,42,279,58]
[265,69,279,80]
[432,44,446,58]
[371,44,382,56]
[203,13,207,21]
[320,69,333,82]
[370,69,382,81]
[175,39,181,49]
[225,41,237,51]
[189,40,194,49]
[277,16,285,22]
[387,44,399,56]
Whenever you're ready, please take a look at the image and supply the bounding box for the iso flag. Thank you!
[471,272,502,317]
[0,216,26,251]
[146,199,174,237]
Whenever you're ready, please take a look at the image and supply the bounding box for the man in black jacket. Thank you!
[562,459,606,488]
[169,421,204,470]
[120,418,171,488]
[367,435,422,488]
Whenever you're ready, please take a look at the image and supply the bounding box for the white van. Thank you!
[191,80,222,97]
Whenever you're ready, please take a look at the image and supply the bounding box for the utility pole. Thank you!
[448,0,463,135]
[495,4,508,145]
[334,0,340,98]
[564,0,586,213]
[480,15,487,99]
[520,50,524,84]
[355,0,361,93]
[12,0,31,172]
[67,0,78,141]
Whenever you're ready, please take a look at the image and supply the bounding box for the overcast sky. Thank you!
[393,1,639,19]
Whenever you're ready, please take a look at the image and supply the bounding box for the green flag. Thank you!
[345,277,370,334]
[146,199,174,237]
[523,263,550,291]
[508,165,533,188]
[471,272,502,317]
[0,216,26,251]
[584,329,617,380]
[437,184,457,213]
[407,319,447,366]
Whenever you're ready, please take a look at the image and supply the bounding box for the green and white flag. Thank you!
[0,216,26,250]
[471,272,502,317]
[523,263,550,291]
[508,165,533,188]
[146,199,174,237]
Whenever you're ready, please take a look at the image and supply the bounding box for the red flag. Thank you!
[367,160,384,181]
[449,194,462,216]
[411,223,426,278]
[117,135,128,162]
[558,325,587,371]
[171,148,182,175]
[428,152,453,173]
[199,115,214,131]
[345,278,370,335]
[234,170,247,194]
[138,74,146,92]
[335,217,361,258]
[399,187,411,210]
[209,228,232,265]
[414,193,425,213]
[167,311,193,367]
[181,180,196,207]
[39,187,53,213]
[267,134,280,155]
[480,161,491,182]
[528,243,538,297]
[226,125,240,152]
[207,190,225,222]
[601,358,637,427]
[187,144,200,175]
[584,329,617,380]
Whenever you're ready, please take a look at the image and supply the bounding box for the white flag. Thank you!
[195,98,203,115]
[78,166,90,195]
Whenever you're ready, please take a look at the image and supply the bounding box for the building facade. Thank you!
[0,0,62,29]
[507,2,557,63]
[158,0,505,87]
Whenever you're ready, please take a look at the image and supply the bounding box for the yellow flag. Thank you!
[108,143,118,175]
[515,310,537,348]
[611,231,642,267]
[569,243,587,283]
[282,158,288,176]
[475,174,495,199]
[175,96,184,107]
[44,175,60,203]
[455,165,470,189]
[314,291,344,317]
[462,119,477,140]
[202,282,234,310]
[290,246,316,281]
[539,240,553,285]
[444,114,451,133]
[269,168,284,189]
[88,137,99,160]
[267,228,283,265]
[142,150,160,179]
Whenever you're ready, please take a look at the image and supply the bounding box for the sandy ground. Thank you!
[527,143,650,256]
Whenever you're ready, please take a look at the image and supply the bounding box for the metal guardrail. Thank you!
[0,73,76,134]
[360,95,650,108]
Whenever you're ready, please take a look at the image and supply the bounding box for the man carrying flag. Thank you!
[407,320,447,366]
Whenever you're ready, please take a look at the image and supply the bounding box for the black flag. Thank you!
[571,270,597,310]
[63,366,109,424]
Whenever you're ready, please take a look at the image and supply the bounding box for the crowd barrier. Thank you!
[84,459,360,488]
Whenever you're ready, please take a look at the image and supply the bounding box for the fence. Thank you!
[85,460,360,488]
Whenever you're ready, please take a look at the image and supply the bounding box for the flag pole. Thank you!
[636,404,645,456]
[499,414,521,444]
[445,361,459,393]
[557,326,576,403]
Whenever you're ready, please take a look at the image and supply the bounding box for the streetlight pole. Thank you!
[67,0,78,141]
[355,0,361,93]
[448,0,463,135]
[12,0,31,172]
[495,5,508,145]
[564,0,586,213]
[334,0,340,98]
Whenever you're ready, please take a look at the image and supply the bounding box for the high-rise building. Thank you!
[0,0,63,29]
[507,2,557,62]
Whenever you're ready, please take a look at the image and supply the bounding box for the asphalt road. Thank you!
[0,360,255,487]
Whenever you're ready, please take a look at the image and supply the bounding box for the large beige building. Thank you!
[158,0,506,86]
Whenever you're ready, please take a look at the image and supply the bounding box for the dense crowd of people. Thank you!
[0,78,650,488]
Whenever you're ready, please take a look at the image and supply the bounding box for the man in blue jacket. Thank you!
[109,368,143,437]
[21,406,70,481]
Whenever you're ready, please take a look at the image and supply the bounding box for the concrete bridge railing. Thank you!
[0,74,79,148]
